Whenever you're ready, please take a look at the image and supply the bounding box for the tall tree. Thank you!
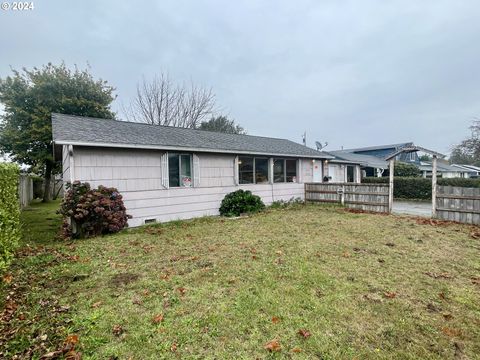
[198,116,246,134]
[0,63,116,202]
[123,73,216,128]
[450,120,480,166]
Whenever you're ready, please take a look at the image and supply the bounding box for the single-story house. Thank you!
[451,164,480,178]
[52,114,360,226]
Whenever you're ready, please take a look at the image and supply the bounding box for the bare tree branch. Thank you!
[123,73,216,128]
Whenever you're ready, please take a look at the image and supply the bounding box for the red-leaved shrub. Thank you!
[58,181,131,239]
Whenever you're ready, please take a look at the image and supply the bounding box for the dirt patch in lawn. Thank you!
[110,273,140,287]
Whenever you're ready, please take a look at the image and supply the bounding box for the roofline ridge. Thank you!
[52,112,310,145]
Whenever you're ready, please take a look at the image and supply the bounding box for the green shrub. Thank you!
[0,163,20,271]
[394,162,421,177]
[219,189,265,217]
[58,181,131,239]
[362,177,480,200]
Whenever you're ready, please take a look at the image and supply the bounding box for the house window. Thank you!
[273,159,297,183]
[346,165,355,183]
[255,158,269,184]
[239,156,254,184]
[273,159,284,183]
[168,153,192,187]
[238,156,271,184]
[286,159,297,182]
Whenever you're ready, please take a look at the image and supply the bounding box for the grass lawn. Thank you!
[1,202,480,359]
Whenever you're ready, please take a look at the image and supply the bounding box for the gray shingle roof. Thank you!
[328,150,389,169]
[52,114,333,159]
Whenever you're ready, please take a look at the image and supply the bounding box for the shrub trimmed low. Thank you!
[362,177,480,200]
[59,181,131,239]
[0,163,20,271]
[219,189,265,217]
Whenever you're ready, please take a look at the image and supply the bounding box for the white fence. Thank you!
[19,175,33,208]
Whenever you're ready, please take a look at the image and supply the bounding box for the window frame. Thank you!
[273,158,298,183]
[168,153,193,188]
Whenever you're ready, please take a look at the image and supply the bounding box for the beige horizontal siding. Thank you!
[70,146,310,227]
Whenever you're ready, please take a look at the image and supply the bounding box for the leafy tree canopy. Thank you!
[394,161,421,177]
[0,63,116,201]
[198,116,246,134]
[450,120,480,166]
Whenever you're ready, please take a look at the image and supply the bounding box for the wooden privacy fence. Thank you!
[19,174,33,209]
[435,186,480,225]
[305,183,389,213]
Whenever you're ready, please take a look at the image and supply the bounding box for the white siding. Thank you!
[70,147,308,227]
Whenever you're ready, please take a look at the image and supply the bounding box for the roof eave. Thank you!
[53,140,334,159]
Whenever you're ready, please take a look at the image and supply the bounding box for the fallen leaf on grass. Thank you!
[18,313,26,320]
[264,339,281,352]
[442,327,462,337]
[152,313,164,324]
[297,329,312,338]
[171,343,178,352]
[471,276,480,285]
[64,350,81,360]
[443,313,454,320]
[342,251,351,258]
[2,273,13,284]
[177,287,187,296]
[271,316,280,324]
[112,324,124,336]
[470,231,480,239]
[65,334,79,345]
[425,272,451,279]
[383,292,397,299]
[291,347,302,353]
[91,301,102,308]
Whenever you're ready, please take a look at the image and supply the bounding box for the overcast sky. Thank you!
[1,0,479,154]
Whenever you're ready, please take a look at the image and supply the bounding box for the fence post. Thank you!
[388,159,394,213]
[431,155,437,218]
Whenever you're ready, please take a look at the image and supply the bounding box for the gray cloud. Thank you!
[1,0,479,154]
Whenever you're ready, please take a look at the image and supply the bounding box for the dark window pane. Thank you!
[286,159,297,182]
[168,153,180,187]
[239,156,253,184]
[180,155,192,187]
[255,158,269,184]
[273,159,285,183]
[347,165,355,183]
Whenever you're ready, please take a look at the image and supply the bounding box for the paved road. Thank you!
[392,200,432,217]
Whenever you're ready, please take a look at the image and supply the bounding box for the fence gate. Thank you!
[305,183,389,213]
[434,186,480,225]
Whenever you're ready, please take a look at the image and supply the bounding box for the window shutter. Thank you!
[193,154,200,187]
[234,156,239,185]
[161,152,169,189]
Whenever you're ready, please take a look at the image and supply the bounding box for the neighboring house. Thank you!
[330,142,470,179]
[452,164,480,178]
[418,161,471,179]
[52,114,360,226]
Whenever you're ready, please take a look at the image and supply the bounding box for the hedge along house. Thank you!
[52,114,360,227]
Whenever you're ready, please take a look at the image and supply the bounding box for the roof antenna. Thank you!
[315,141,328,151]
[302,131,306,146]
